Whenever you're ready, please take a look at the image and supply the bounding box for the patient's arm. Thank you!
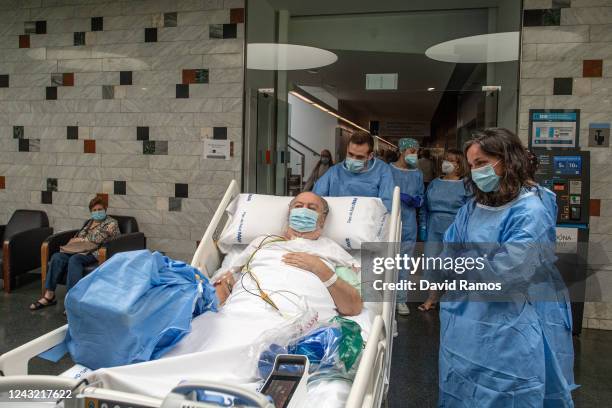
[282,252,363,316]
[213,271,236,305]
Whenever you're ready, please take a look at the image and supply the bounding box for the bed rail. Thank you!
[0,324,68,376]
[190,180,240,277]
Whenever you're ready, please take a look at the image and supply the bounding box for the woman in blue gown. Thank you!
[438,128,576,407]
[418,149,471,312]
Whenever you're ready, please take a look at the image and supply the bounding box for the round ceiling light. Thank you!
[425,32,520,63]
[247,43,338,71]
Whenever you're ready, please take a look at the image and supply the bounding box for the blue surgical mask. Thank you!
[91,209,106,221]
[404,154,418,167]
[289,207,319,233]
[471,161,501,192]
[345,157,366,173]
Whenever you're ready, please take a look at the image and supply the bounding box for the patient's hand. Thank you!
[282,252,333,281]
[213,272,235,305]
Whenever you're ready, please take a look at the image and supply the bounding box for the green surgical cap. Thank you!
[398,138,420,151]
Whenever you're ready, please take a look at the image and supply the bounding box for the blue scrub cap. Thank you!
[398,138,420,151]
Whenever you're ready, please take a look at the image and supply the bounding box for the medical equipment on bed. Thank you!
[0,180,402,408]
[259,355,309,408]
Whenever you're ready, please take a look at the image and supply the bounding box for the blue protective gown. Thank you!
[439,191,576,408]
[313,158,395,211]
[389,164,424,242]
[424,177,471,245]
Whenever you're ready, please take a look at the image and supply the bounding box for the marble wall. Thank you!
[0,0,244,262]
[521,0,612,330]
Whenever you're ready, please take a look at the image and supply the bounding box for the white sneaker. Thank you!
[392,319,398,338]
[397,303,410,316]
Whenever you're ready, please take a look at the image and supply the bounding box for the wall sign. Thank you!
[204,139,230,160]
[588,122,610,147]
[529,109,580,149]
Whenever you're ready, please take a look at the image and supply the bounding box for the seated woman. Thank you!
[30,196,120,311]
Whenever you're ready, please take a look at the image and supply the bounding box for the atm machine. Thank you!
[534,149,590,335]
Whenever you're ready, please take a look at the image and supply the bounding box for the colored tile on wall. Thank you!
[0,176,5,189]
[169,197,182,212]
[63,72,74,86]
[84,139,96,153]
[176,84,189,98]
[46,178,58,192]
[41,191,52,204]
[91,16,103,31]
[230,8,245,24]
[67,126,78,139]
[143,140,155,154]
[209,24,223,39]
[164,12,177,27]
[13,126,23,139]
[590,199,601,216]
[29,139,40,152]
[19,35,30,48]
[553,78,573,95]
[0,74,8,88]
[213,127,227,140]
[120,71,132,85]
[46,86,57,100]
[182,69,209,84]
[18,139,29,152]
[74,32,85,46]
[145,27,157,42]
[51,73,63,86]
[223,24,237,39]
[137,126,149,141]
[523,9,561,27]
[24,21,36,34]
[102,85,114,99]
[114,180,126,195]
[155,140,168,154]
[583,60,603,78]
[175,183,188,198]
[36,20,46,34]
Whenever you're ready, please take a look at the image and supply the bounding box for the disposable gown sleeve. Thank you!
[378,165,396,212]
[312,166,332,196]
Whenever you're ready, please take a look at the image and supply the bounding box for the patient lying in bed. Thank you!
[91,192,364,397]
[212,191,362,317]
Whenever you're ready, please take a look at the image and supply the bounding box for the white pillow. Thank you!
[217,193,389,253]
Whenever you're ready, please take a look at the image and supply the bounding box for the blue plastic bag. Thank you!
[64,250,217,369]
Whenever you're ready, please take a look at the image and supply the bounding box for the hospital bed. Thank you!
[0,180,402,408]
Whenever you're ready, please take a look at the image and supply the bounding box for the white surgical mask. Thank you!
[441,160,456,174]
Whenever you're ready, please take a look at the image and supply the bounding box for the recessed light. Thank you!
[427,87,435,91]
[247,43,337,71]
[425,32,519,63]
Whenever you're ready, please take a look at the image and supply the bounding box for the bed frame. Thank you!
[0,180,401,408]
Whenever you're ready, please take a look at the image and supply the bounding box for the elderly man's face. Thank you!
[288,192,327,237]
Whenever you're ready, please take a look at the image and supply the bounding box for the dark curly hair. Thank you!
[464,128,536,206]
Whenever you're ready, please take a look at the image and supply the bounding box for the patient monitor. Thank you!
[260,354,310,408]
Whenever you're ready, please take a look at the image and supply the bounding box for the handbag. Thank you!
[60,240,98,255]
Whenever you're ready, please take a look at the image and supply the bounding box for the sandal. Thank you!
[29,296,57,311]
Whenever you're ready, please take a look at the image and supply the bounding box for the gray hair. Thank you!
[289,195,329,216]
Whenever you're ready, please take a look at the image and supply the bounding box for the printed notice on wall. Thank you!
[529,110,579,148]
[204,139,230,160]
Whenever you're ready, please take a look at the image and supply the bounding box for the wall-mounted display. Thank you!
[529,109,580,149]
